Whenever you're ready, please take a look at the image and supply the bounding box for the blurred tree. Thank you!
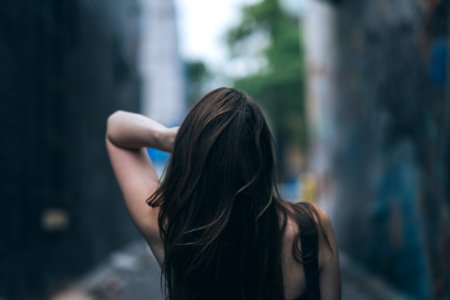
[226,0,306,179]
[185,60,211,105]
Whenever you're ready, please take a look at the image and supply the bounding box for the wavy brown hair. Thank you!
[148,87,327,300]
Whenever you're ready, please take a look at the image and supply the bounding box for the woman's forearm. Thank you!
[106,110,176,152]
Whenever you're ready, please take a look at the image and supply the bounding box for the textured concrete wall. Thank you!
[305,0,450,298]
[0,1,142,298]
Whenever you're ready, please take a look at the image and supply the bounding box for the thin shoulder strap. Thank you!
[298,203,321,300]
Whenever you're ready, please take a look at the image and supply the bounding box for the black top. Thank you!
[292,203,321,300]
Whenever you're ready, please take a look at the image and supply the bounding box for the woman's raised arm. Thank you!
[106,110,177,151]
[105,111,177,263]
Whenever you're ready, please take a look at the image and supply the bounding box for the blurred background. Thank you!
[0,0,449,299]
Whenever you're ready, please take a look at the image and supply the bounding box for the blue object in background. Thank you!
[373,144,430,299]
[430,39,448,87]
[147,148,170,164]
[147,148,170,177]
[280,181,301,202]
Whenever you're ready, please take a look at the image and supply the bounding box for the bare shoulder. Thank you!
[308,203,334,233]
[313,204,338,266]
[311,204,341,299]
[279,200,341,299]
[291,202,338,266]
[279,199,338,257]
[279,204,307,299]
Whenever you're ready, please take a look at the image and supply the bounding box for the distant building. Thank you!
[138,0,185,126]
[302,0,338,211]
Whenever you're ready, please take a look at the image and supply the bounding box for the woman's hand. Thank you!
[160,127,178,152]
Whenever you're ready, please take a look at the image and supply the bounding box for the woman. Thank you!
[106,87,341,300]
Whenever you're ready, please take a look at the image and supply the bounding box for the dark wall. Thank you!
[328,1,450,298]
[0,0,142,298]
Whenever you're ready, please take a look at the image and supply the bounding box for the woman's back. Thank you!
[145,199,339,300]
[106,87,341,300]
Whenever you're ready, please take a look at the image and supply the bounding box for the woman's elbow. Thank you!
[106,110,125,139]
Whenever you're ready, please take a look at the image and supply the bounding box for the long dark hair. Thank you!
[148,87,326,300]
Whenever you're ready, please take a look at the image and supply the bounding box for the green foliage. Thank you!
[185,60,211,105]
[226,0,307,151]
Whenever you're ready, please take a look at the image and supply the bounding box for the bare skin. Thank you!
[106,110,341,300]
[281,204,341,299]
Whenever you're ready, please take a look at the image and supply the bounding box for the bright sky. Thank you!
[174,0,259,69]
